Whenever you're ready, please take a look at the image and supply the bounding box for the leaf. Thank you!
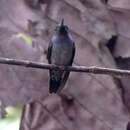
[0,105,23,130]
[16,33,33,46]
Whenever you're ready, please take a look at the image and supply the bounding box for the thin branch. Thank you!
[0,57,129,77]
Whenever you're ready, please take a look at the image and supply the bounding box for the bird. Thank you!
[47,19,75,93]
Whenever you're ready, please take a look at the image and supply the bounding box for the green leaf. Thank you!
[16,33,33,46]
[0,105,23,130]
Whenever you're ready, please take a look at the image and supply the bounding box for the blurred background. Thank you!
[0,0,130,130]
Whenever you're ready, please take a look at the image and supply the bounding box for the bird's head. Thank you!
[55,19,69,35]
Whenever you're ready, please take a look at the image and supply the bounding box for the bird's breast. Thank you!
[51,42,73,65]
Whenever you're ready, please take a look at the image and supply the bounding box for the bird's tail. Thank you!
[49,70,63,93]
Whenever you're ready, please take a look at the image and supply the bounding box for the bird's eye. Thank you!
[64,26,69,32]
[65,26,68,30]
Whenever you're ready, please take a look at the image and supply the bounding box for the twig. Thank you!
[0,57,129,77]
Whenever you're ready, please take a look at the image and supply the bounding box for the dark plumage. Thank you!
[47,19,75,93]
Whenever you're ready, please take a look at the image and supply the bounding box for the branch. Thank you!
[0,57,129,77]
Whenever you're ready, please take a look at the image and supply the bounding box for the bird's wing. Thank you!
[58,42,75,93]
[69,42,75,65]
[47,41,52,64]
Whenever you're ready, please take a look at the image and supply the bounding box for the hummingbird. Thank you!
[47,19,75,93]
